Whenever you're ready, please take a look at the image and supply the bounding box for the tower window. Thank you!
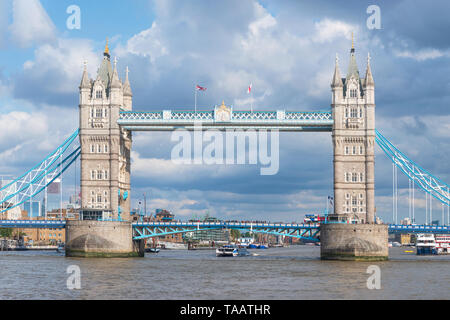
[96,108,102,118]
[96,90,103,99]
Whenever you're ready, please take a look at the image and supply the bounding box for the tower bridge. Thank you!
[1,40,449,259]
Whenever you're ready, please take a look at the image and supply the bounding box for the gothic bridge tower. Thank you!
[66,41,141,258]
[330,39,375,224]
[321,37,388,261]
[79,41,132,221]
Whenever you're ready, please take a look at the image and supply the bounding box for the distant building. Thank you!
[400,217,411,225]
[24,201,41,217]
[154,209,174,222]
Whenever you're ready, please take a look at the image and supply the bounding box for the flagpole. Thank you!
[251,86,253,113]
[194,86,197,113]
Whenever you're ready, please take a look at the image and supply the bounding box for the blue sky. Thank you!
[0,0,449,223]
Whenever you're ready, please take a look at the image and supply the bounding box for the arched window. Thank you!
[91,171,95,180]
[97,144,101,153]
[97,171,103,180]
[104,144,108,153]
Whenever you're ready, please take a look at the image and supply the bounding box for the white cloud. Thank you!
[313,19,355,44]
[394,48,448,61]
[9,0,56,48]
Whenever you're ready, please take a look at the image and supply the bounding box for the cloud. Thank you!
[9,0,56,48]
[13,38,100,106]
[313,19,354,44]
[394,48,448,61]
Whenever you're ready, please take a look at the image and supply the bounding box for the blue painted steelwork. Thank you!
[0,129,80,214]
[388,224,450,234]
[0,220,448,237]
[132,221,321,242]
[0,220,66,229]
[376,130,450,206]
[117,110,333,132]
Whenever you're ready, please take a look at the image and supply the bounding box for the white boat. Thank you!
[435,234,450,254]
[416,234,437,255]
[216,245,250,257]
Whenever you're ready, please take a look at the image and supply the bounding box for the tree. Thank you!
[0,228,13,238]
[230,229,241,241]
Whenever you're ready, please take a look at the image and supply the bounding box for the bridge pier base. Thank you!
[320,224,388,261]
[65,221,144,258]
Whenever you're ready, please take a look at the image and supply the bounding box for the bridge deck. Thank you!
[117,110,333,132]
[1,220,449,234]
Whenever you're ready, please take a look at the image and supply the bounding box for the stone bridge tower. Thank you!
[330,40,375,224]
[321,38,387,261]
[79,42,132,221]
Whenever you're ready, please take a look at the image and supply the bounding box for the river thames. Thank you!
[0,246,448,300]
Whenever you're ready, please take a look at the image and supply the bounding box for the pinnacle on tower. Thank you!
[80,60,90,89]
[123,66,132,96]
[331,53,343,88]
[111,56,122,89]
[364,53,374,87]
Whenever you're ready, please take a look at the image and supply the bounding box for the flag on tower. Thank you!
[247,83,252,94]
[196,85,207,91]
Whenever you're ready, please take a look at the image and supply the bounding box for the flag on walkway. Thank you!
[247,83,252,94]
[47,178,61,194]
[196,85,207,91]
[328,195,334,206]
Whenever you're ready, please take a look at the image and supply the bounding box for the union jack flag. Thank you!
[196,85,207,91]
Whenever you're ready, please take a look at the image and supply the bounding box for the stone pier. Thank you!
[320,223,388,261]
[65,220,144,258]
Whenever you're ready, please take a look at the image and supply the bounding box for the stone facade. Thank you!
[320,223,388,261]
[330,44,375,224]
[79,44,133,221]
[65,220,143,257]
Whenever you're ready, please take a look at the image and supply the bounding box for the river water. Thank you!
[0,246,448,300]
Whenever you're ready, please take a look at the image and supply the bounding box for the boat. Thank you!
[145,247,160,253]
[216,245,250,257]
[435,234,450,254]
[416,233,437,255]
[56,244,65,253]
[248,243,268,249]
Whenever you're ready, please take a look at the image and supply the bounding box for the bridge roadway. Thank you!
[117,110,334,132]
[1,220,449,240]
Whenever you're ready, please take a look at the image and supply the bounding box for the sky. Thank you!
[0,0,449,224]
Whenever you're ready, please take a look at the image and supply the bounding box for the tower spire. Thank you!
[111,56,121,89]
[331,53,343,88]
[364,52,374,87]
[104,37,110,59]
[80,60,90,89]
[123,66,132,97]
[347,32,359,80]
